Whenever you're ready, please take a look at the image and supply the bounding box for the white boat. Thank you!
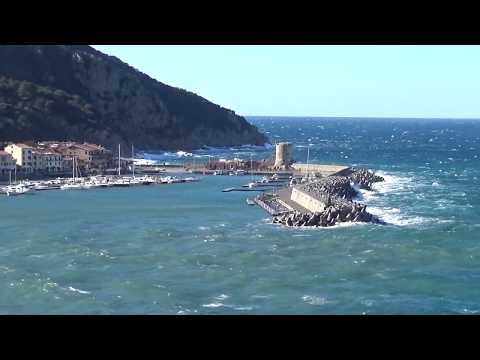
[133,159,157,166]
[248,182,257,189]
[160,176,183,184]
[168,176,183,184]
[61,183,84,190]
[61,155,84,190]
[139,176,156,185]
[33,184,52,191]
[184,177,199,182]
[112,178,130,187]
[6,185,31,196]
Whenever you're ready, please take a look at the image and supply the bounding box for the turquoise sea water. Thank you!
[1,117,480,314]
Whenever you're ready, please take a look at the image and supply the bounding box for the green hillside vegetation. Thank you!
[0,45,268,151]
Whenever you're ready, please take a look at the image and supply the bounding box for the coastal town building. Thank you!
[47,142,112,171]
[2,141,113,177]
[0,150,16,177]
[4,143,34,174]
[32,149,64,173]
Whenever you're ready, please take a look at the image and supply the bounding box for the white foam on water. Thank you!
[214,294,229,301]
[353,185,376,202]
[368,206,426,226]
[361,299,375,307]
[232,306,253,311]
[251,294,273,300]
[202,302,224,308]
[302,295,332,306]
[0,266,15,274]
[372,171,414,195]
[67,286,91,295]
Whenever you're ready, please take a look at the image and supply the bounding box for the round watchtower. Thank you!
[274,142,293,168]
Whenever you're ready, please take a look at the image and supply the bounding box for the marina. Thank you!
[0,174,200,196]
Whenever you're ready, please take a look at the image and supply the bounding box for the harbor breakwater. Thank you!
[272,168,386,227]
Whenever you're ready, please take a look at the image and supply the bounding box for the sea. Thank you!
[1,116,480,314]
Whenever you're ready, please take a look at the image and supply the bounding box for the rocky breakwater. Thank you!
[273,169,385,227]
[348,168,384,190]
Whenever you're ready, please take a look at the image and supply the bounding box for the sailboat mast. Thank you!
[118,144,121,176]
[132,144,135,178]
[14,166,16,184]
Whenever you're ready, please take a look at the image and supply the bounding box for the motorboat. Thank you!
[140,176,156,185]
[60,183,84,190]
[112,178,130,187]
[6,185,30,196]
[184,177,199,182]
[33,184,53,191]
[166,176,183,184]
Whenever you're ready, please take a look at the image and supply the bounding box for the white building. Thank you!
[4,143,34,173]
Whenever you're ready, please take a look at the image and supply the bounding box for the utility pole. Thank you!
[306,145,310,176]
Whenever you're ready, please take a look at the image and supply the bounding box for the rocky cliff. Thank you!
[0,45,268,151]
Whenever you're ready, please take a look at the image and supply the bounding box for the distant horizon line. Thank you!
[243,115,480,120]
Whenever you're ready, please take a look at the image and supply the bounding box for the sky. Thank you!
[93,45,480,119]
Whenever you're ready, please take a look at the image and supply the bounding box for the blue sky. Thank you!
[93,45,480,119]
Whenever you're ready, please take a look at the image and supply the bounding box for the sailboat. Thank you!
[247,153,257,188]
[61,156,83,190]
[112,144,130,187]
[5,168,30,196]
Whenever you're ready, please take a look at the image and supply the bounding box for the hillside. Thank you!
[0,45,268,151]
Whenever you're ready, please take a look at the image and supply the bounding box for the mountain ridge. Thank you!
[0,45,269,152]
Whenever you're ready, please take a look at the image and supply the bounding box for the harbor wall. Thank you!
[290,187,328,213]
[291,163,350,176]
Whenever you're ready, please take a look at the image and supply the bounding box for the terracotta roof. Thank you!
[32,149,60,155]
[13,143,32,149]
[82,143,106,150]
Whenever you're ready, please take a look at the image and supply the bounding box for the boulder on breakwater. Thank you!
[273,203,384,227]
[270,167,386,227]
[348,168,384,190]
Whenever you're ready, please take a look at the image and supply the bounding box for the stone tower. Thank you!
[274,142,293,168]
